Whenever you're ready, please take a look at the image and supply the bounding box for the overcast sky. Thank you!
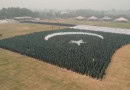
[0,0,130,10]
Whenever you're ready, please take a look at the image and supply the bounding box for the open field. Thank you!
[41,18,130,29]
[0,24,130,90]
[0,23,66,39]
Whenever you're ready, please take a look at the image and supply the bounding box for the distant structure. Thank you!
[0,20,8,24]
[75,16,85,20]
[114,17,128,23]
[0,19,17,24]
[60,11,69,15]
[14,16,33,21]
[101,16,112,21]
[88,16,99,21]
[34,18,40,21]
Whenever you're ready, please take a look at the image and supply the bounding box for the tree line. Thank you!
[0,7,130,20]
[0,7,39,19]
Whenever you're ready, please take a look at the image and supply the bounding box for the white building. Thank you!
[88,16,99,21]
[0,19,17,24]
[75,16,85,20]
[35,18,40,21]
[14,16,33,21]
[0,20,8,24]
[101,16,112,21]
[60,11,69,15]
[114,17,128,22]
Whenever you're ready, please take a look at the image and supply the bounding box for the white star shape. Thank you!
[69,40,86,46]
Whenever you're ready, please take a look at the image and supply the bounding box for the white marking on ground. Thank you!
[69,40,86,46]
[70,25,130,35]
[44,32,104,40]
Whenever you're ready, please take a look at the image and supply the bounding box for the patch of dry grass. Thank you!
[0,23,66,39]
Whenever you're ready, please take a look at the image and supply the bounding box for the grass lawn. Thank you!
[0,24,130,90]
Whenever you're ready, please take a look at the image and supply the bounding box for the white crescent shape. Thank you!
[44,32,104,41]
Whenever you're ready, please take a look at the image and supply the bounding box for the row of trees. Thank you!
[37,9,130,19]
[0,7,130,19]
[0,7,39,19]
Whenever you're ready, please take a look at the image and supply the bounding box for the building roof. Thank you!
[101,16,111,20]
[88,16,98,20]
[14,16,33,20]
[60,11,69,15]
[114,17,128,22]
[75,16,85,20]
[0,19,16,24]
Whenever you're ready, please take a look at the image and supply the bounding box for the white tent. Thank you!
[114,17,128,22]
[75,16,85,20]
[88,16,98,21]
[101,16,112,21]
